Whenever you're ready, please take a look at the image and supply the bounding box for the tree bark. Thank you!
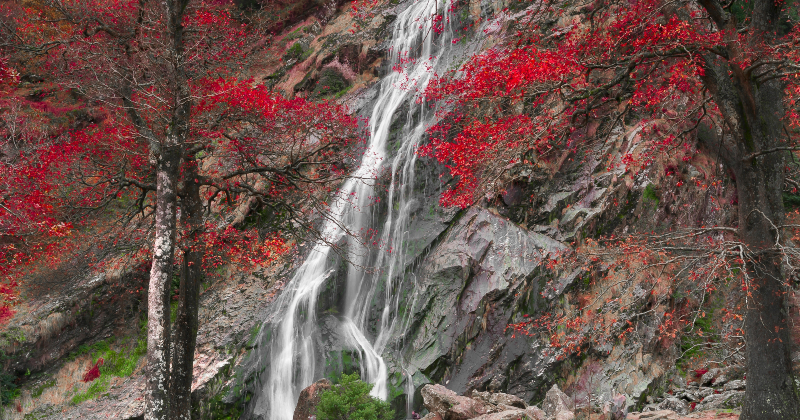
[145,143,182,420]
[697,51,800,420]
[736,152,800,420]
[169,160,203,420]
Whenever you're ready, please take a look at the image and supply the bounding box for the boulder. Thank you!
[677,390,699,402]
[421,384,489,420]
[525,406,546,420]
[292,379,331,420]
[608,394,627,420]
[694,390,744,411]
[655,397,689,415]
[625,410,680,420]
[711,374,729,387]
[421,413,444,420]
[723,379,746,391]
[471,409,535,420]
[541,385,575,420]
[471,391,527,409]
[697,387,715,399]
[699,368,722,386]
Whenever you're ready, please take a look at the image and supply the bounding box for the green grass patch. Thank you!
[69,323,147,405]
[70,377,109,405]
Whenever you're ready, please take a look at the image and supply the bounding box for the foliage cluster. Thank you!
[316,373,394,420]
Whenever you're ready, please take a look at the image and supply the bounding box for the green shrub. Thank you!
[316,373,394,420]
[314,68,349,98]
[0,372,20,406]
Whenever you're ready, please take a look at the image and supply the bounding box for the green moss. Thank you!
[314,68,350,98]
[643,183,659,208]
[31,379,56,398]
[285,42,313,63]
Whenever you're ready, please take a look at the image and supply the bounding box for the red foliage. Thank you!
[421,0,799,208]
[82,358,104,383]
[0,0,363,326]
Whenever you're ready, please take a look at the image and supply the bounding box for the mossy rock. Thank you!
[284,42,313,63]
[313,68,350,98]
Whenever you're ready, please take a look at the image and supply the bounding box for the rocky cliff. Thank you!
[0,0,779,419]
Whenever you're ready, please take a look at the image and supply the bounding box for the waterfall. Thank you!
[253,2,453,419]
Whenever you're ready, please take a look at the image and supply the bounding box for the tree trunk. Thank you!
[145,144,182,420]
[736,154,800,420]
[725,72,799,419]
[169,161,203,419]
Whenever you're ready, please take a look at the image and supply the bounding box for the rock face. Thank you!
[293,379,332,420]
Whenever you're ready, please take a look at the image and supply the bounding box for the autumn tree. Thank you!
[0,1,361,419]
[422,0,800,418]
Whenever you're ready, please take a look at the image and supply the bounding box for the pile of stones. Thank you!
[632,366,745,416]
[419,383,587,420]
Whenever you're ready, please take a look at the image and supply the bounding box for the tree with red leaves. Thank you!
[424,0,800,418]
[0,1,361,418]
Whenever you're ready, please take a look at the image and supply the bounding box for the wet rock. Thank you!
[292,379,332,420]
[694,390,744,411]
[723,379,745,391]
[625,410,680,420]
[421,384,489,420]
[541,385,575,420]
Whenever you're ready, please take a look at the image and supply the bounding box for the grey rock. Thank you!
[541,385,575,419]
[524,407,545,420]
[625,410,680,420]
[656,397,689,415]
[608,394,627,420]
[677,390,699,402]
[699,368,722,386]
[711,374,728,387]
[723,379,746,391]
[697,387,715,398]
[421,413,443,420]
[470,391,527,409]
[471,409,535,420]
[694,390,744,411]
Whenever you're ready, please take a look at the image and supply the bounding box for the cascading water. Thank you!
[250,2,454,420]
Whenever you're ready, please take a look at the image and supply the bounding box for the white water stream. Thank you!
[256,2,453,420]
